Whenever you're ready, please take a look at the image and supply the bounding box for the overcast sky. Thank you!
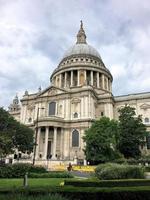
[0,0,150,108]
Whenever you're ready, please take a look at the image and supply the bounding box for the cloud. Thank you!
[0,0,150,108]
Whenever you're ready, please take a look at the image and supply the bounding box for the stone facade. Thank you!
[9,22,150,163]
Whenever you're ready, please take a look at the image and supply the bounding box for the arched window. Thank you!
[59,105,62,115]
[145,118,149,123]
[74,112,78,118]
[49,102,56,116]
[72,129,79,147]
[28,117,32,122]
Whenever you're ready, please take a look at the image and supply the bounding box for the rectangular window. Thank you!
[49,102,56,116]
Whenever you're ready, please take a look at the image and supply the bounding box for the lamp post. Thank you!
[33,107,45,165]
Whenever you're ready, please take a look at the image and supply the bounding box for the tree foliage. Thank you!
[83,117,120,163]
[118,105,147,158]
[0,107,34,157]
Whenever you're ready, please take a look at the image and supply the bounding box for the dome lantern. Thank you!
[76,20,87,44]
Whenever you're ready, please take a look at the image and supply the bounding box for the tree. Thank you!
[83,117,120,164]
[0,107,34,157]
[117,105,147,159]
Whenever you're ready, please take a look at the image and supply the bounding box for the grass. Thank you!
[1,178,150,200]
[0,178,65,188]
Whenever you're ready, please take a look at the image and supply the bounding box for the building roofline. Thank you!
[114,91,150,101]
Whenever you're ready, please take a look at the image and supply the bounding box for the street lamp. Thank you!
[33,107,45,165]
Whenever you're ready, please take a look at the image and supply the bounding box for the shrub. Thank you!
[29,165,47,174]
[112,158,127,164]
[64,179,150,187]
[138,158,150,165]
[95,163,144,180]
[0,185,150,200]
[144,166,150,172]
[29,172,73,178]
[11,163,32,178]
[0,163,47,178]
[0,194,69,200]
[126,158,139,165]
[0,164,13,178]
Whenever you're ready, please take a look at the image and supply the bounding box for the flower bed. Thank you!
[72,165,96,172]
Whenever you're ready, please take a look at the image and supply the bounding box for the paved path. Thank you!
[71,171,92,178]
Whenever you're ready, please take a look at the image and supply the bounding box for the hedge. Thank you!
[113,158,150,165]
[0,185,150,200]
[0,163,47,178]
[0,194,69,200]
[29,172,73,178]
[144,166,150,172]
[64,179,150,187]
[95,163,144,180]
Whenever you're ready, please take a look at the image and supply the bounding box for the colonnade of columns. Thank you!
[35,127,59,160]
[54,70,111,91]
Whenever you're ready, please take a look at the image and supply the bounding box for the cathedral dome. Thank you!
[50,21,113,91]
[62,43,101,60]
[61,21,101,62]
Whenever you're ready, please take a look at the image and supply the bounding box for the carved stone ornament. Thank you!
[48,88,57,95]
[27,103,35,110]
[140,103,150,110]
[71,97,81,104]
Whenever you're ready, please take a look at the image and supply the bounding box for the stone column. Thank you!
[59,74,62,88]
[102,74,105,89]
[77,70,80,86]
[107,78,109,91]
[60,128,64,159]
[54,76,57,86]
[44,127,49,159]
[97,72,100,88]
[64,72,67,88]
[84,70,87,85]
[57,76,59,87]
[71,71,73,87]
[90,71,93,85]
[110,81,112,92]
[35,127,41,159]
[52,127,57,159]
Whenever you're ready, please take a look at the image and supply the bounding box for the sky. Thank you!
[0,0,150,108]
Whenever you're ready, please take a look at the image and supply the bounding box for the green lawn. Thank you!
[0,178,65,188]
[1,178,150,200]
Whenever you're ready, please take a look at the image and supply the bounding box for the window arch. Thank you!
[49,102,56,116]
[72,129,79,147]
[145,118,149,123]
[74,112,78,118]
[59,105,62,115]
[28,117,32,122]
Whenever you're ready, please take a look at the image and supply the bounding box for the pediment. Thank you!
[71,97,81,103]
[140,103,150,110]
[38,86,67,97]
